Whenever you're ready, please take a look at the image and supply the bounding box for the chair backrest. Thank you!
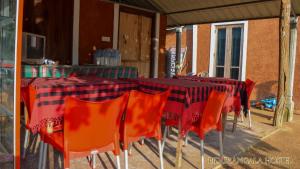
[21,85,37,125]
[64,93,129,154]
[123,90,170,146]
[199,90,228,138]
[245,79,256,106]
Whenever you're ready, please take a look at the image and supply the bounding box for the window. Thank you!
[0,0,17,165]
[209,21,248,81]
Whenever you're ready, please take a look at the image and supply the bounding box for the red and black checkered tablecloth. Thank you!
[23,76,138,133]
[128,78,234,135]
[175,76,248,110]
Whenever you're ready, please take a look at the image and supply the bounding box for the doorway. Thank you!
[118,11,152,78]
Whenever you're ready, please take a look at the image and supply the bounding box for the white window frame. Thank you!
[209,21,248,81]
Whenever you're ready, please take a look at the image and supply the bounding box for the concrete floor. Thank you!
[18,108,279,169]
[221,112,300,169]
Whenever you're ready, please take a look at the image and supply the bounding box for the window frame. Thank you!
[209,21,248,81]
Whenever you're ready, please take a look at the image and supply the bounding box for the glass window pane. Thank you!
[216,67,224,77]
[231,27,242,67]
[230,68,239,80]
[0,0,16,166]
[216,28,226,66]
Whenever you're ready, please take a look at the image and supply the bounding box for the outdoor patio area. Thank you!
[20,110,277,169]
[1,0,300,169]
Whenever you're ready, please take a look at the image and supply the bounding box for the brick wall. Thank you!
[165,18,300,110]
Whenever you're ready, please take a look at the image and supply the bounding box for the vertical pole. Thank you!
[192,25,198,75]
[152,13,160,78]
[113,3,120,50]
[14,0,24,168]
[287,17,298,121]
[72,0,80,65]
[274,0,291,127]
[175,27,182,75]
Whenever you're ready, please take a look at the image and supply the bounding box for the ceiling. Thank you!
[111,0,300,27]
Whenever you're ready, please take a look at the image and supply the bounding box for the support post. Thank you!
[175,27,182,74]
[273,0,291,127]
[286,17,298,121]
[152,13,160,78]
[113,3,120,50]
[192,25,198,75]
[72,0,80,65]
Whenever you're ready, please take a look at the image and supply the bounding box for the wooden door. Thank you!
[118,12,152,78]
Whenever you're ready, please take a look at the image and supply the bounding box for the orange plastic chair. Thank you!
[21,85,37,159]
[40,93,129,169]
[245,79,256,128]
[162,90,228,169]
[21,85,49,169]
[122,90,170,169]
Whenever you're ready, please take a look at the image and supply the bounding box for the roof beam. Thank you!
[166,0,278,15]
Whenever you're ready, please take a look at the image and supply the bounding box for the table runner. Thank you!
[129,78,234,135]
[23,77,138,133]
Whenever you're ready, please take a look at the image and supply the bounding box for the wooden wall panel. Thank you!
[79,0,114,65]
[118,12,140,61]
[119,12,152,78]
[140,16,152,61]
[23,0,74,64]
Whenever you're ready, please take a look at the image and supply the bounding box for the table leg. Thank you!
[232,114,238,132]
[175,122,183,168]
[222,113,227,140]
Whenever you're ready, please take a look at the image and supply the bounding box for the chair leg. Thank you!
[158,140,164,169]
[58,153,63,169]
[38,141,44,169]
[232,114,238,132]
[248,109,252,129]
[200,139,204,169]
[116,155,121,169]
[124,149,129,169]
[128,143,133,155]
[219,132,224,163]
[42,143,48,169]
[240,108,244,122]
[64,153,70,169]
[92,153,96,169]
[22,129,30,159]
[183,132,189,146]
[222,113,227,140]
[167,126,171,137]
[162,126,168,152]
